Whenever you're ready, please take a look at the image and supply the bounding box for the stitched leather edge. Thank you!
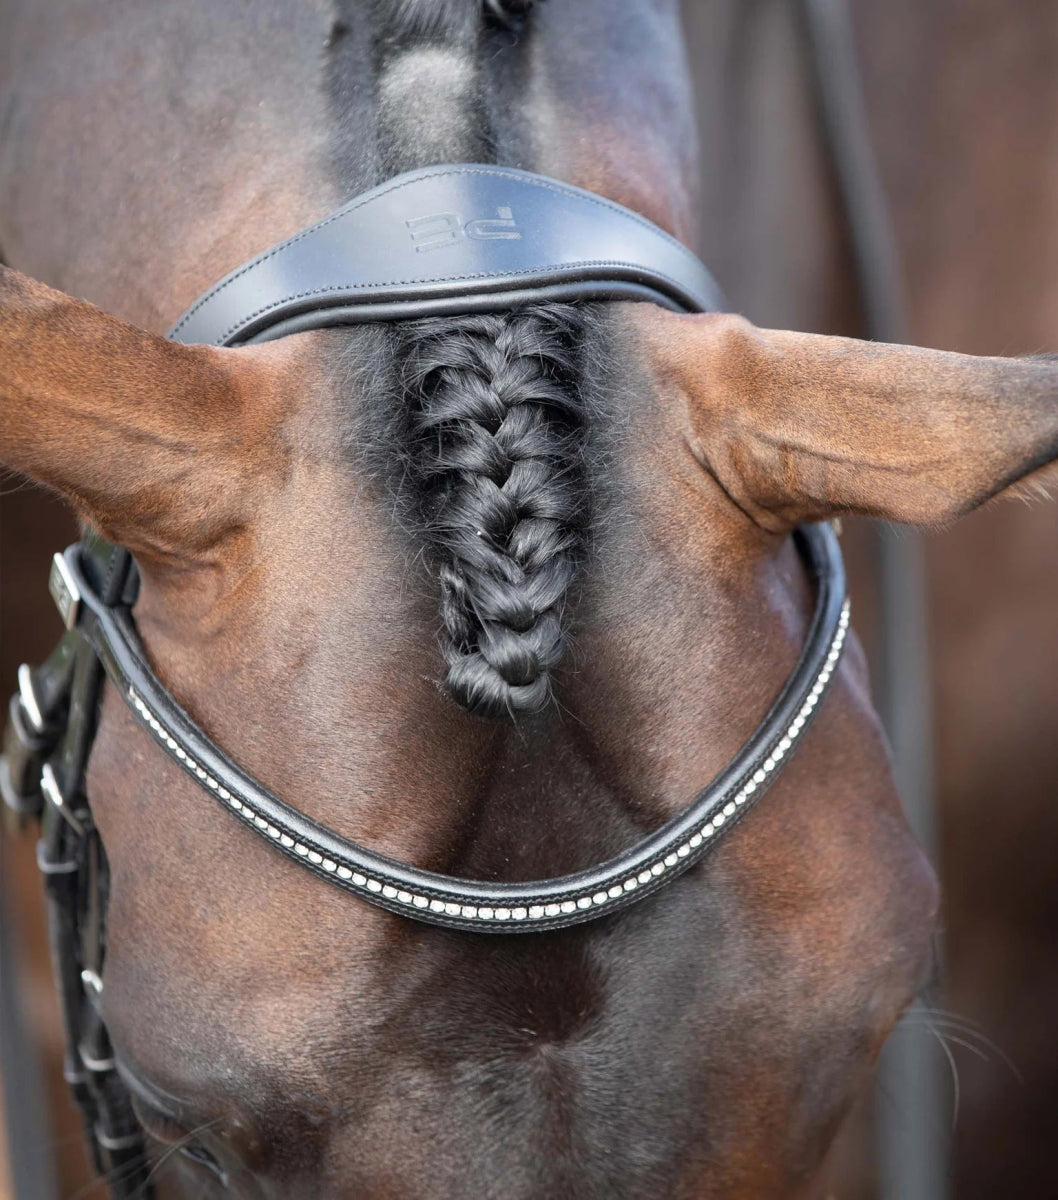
[170,165,711,335]
[168,164,725,346]
[65,527,848,934]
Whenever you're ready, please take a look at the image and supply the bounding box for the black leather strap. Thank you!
[5,553,152,1196]
[168,164,725,347]
[58,526,848,934]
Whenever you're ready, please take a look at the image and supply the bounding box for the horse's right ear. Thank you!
[0,266,294,565]
[629,305,1058,531]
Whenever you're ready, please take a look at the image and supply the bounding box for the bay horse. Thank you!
[1,1,1056,1196]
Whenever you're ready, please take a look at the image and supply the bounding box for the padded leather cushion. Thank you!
[168,164,726,347]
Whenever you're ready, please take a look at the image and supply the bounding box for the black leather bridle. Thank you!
[1,164,848,1195]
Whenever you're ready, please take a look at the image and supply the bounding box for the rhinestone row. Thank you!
[126,600,849,925]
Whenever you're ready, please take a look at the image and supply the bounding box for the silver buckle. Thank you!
[16,663,46,734]
[80,969,104,999]
[48,552,82,631]
[40,763,86,837]
[93,1125,143,1153]
[79,1042,115,1073]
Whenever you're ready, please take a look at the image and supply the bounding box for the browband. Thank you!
[8,163,850,934]
[49,529,848,933]
[168,164,725,346]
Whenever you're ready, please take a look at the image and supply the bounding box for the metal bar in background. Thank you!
[873,533,950,1200]
[0,830,59,1200]
[0,486,60,1200]
[798,1,951,1199]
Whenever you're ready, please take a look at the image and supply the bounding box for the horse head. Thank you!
[1,1,1054,1195]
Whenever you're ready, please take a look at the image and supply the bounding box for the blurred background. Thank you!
[2,0,1056,1196]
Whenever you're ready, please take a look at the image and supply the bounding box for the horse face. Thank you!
[2,0,1056,1194]
[9,260,1057,1194]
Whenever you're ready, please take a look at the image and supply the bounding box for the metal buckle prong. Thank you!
[93,1126,144,1152]
[79,1041,114,1072]
[35,841,79,875]
[48,552,82,631]
[80,969,104,998]
[40,763,87,836]
[16,663,47,733]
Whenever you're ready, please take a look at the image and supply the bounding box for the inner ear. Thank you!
[627,303,1058,531]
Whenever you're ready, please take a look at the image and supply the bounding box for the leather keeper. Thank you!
[1,693,49,818]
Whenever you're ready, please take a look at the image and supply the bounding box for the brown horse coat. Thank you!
[1,1,1055,1196]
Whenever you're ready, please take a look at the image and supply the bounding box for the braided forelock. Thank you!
[398,304,591,718]
[379,0,539,40]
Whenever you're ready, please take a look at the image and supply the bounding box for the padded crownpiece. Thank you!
[168,164,726,347]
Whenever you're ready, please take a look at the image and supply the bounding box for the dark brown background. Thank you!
[857,1,1058,1193]
[2,1,1056,1195]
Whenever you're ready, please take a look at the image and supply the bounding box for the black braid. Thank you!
[396,303,591,719]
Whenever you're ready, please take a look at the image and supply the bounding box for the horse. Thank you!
[2,1,1056,1196]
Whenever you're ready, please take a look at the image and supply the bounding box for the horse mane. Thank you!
[391,303,595,718]
[355,0,589,720]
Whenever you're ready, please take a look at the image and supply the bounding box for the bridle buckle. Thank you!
[48,550,82,631]
[40,762,88,837]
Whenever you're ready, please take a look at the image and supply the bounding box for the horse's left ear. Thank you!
[630,305,1058,531]
[0,265,292,564]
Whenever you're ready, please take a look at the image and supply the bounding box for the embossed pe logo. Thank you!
[406,207,521,252]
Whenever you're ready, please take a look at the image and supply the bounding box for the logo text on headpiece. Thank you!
[407,207,521,252]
